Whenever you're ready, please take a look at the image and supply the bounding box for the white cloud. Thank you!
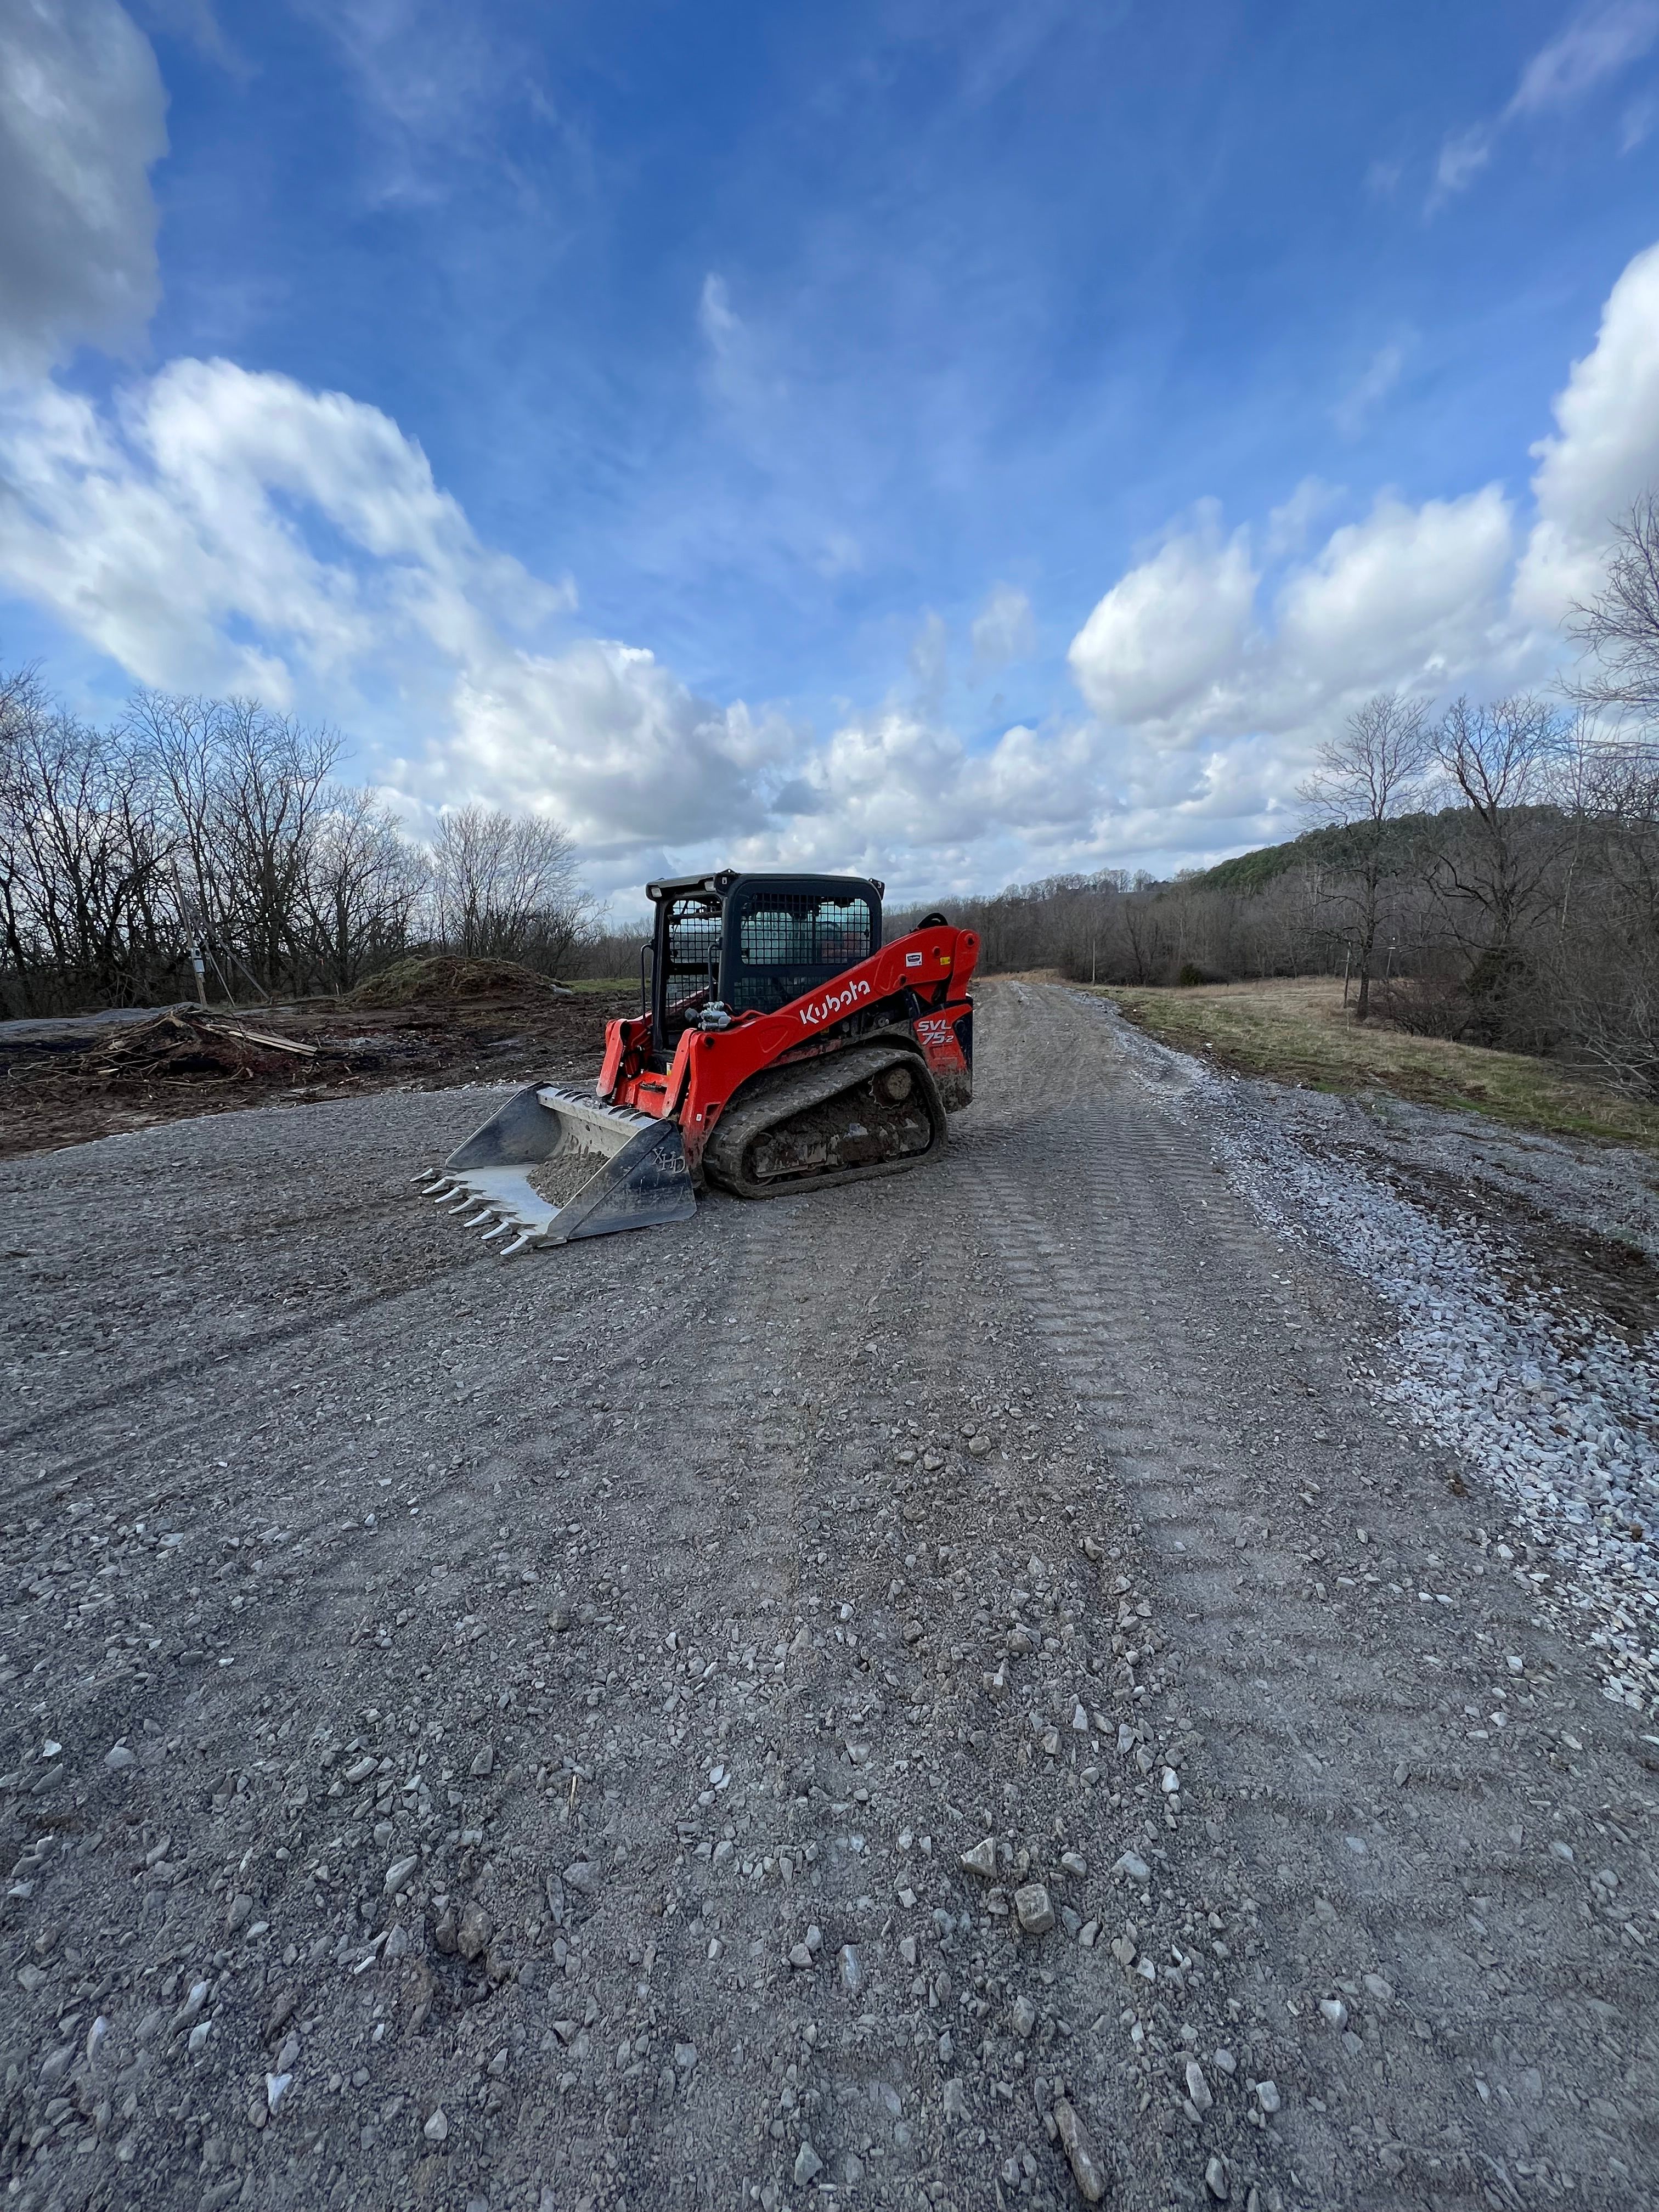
[0,0,168,379]
[695,270,788,425]
[711,705,1132,893]
[1276,487,1514,692]
[1055,235,1659,868]
[1515,238,1659,623]
[0,359,571,697]
[7,170,1659,899]
[0,360,794,862]
[1067,507,1257,729]
[1062,487,1516,795]
[0,334,1539,894]
[444,646,789,850]
[970,582,1036,674]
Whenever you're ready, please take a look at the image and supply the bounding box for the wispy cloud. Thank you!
[970,582,1036,676]
[132,0,244,73]
[1432,1,1659,205]
[698,273,742,360]
[1431,126,1494,205]
[1332,342,1406,439]
[1364,155,1404,200]
[1507,0,1659,117]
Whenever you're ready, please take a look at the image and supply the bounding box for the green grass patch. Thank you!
[1090,977,1659,1151]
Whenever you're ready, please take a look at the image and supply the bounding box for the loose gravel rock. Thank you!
[0,981,1652,2210]
[1109,1001,1659,1715]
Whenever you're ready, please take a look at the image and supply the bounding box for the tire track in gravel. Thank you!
[2,991,1655,2212]
[962,981,1659,2211]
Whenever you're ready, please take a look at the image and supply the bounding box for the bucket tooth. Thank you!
[417,1083,697,1254]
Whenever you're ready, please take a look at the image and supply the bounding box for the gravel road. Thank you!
[1,980,1654,2212]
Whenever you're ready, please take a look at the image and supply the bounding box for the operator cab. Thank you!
[643,870,884,1062]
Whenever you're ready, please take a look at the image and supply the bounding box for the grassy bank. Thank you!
[1088,977,1659,1151]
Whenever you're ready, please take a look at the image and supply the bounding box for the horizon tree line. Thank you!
[0,673,597,1015]
[5,494,1659,1090]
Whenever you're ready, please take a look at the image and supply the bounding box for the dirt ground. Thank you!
[0,981,1654,2212]
[0,991,634,1161]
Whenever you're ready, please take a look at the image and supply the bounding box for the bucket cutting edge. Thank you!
[416,1083,696,1254]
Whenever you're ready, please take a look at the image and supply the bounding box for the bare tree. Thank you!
[1541,723,1659,1087]
[1298,692,1431,1018]
[0,668,174,1012]
[212,698,341,991]
[1423,694,1571,1042]
[298,787,427,994]
[1,664,613,1011]
[430,804,594,970]
[1430,695,1567,935]
[127,691,341,995]
[1568,492,1659,724]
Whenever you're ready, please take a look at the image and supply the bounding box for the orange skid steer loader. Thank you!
[419,871,979,1254]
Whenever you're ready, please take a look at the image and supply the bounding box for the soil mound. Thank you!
[346,955,567,1009]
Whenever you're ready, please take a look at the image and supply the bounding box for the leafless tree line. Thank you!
[9,493,1659,1090]
[0,673,596,1014]
[921,495,1659,1093]
[924,700,1659,1090]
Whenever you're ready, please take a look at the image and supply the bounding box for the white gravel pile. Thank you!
[1103,1003,1659,1717]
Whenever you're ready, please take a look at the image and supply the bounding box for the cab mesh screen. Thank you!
[731,894,873,1012]
[665,902,721,1017]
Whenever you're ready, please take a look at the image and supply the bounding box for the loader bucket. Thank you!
[416,1084,696,1255]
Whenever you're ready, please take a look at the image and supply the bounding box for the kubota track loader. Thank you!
[418,871,978,1253]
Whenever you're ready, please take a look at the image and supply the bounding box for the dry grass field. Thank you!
[1091,974,1659,1150]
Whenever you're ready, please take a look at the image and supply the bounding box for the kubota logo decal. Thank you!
[799,977,872,1027]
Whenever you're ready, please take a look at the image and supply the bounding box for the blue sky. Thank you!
[4,1,1659,902]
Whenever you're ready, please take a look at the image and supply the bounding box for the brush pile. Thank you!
[91,1010,322,1081]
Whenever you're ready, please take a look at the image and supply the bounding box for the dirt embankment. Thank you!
[0,979,635,1161]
